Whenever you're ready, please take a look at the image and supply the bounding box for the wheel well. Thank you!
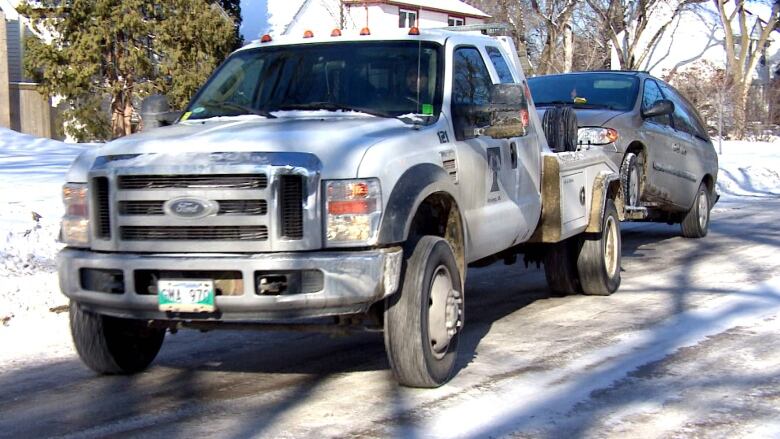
[702,173,715,195]
[625,141,646,159]
[408,193,465,277]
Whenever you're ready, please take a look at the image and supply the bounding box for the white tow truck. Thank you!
[59,25,623,387]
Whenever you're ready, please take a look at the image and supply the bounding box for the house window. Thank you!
[399,9,417,28]
[448,17,465,26]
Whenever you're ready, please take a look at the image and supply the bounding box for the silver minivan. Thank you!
[528,71,719,238]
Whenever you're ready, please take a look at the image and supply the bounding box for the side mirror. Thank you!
[642,99,674,119]
[483,83,528,139]
[141,94,181,130]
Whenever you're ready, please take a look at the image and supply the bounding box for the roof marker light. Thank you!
[260,34,272,43]
[331,28,342,37]
[360,27,371,36]
[408,27,420,36]
[303,30,314,38]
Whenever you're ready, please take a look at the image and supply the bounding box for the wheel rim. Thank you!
[698,190,709,230]
[428,265,461,360]
[603,215,619,278]
[628,167,639,206]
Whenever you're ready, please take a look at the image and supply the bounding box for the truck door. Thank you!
[449,45,534,261]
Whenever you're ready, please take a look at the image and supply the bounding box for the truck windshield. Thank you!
[184,41,443,122]
[528,73,639,112]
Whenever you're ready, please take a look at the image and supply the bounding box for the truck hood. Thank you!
[68,115,411,181]
[535,107,627,127]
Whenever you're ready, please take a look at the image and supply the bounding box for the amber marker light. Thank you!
[606,128,619,143]
[331,28,342,37]
[328,199,377,215]
[408,27,420,35]
[303,30,314,38]
[260,34,272,43]
[360,27,371,35]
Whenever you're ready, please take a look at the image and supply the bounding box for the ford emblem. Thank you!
[163,198,218,219]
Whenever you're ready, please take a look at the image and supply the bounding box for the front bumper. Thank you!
[58,247,403,321]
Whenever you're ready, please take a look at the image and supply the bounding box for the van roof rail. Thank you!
[439,23,512,37]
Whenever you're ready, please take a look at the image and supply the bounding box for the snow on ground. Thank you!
[714,137,780,200]
[0,128,92,324]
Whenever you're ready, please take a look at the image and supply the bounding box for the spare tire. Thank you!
[542,106,578,152]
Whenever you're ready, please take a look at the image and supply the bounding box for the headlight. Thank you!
[325,179,381,246]
[61,183,90,247]
[578,127,619,145]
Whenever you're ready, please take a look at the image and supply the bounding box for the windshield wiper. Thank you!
[197,100,277,119]
[271,102,393,119]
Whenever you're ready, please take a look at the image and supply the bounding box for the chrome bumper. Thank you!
[58,247,403,321]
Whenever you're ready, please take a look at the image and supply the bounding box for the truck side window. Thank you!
[642,79,671,127]
[452,47,493,105]
[485,46,515,84]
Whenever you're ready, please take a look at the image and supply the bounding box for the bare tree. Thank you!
[530,0,581,74]
[585,0,706,70]
[712,0,779,139]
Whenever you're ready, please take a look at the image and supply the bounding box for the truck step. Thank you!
[624,206,649,220]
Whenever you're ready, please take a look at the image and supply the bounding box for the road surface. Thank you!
[1,197,779,438]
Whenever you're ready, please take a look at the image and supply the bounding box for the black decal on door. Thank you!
[487,147,501,193]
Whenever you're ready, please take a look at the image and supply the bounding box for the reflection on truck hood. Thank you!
[535,107,627,127]
[77,115,410,180]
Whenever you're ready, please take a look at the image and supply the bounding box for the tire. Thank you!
[542,106,578,152]
[577,199,621,296]
[384,236,464,388]
[681,182,710,238]
[620,152,642,207]
[70,301,165,374]
[543,238,582,296]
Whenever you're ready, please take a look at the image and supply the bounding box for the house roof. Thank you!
[343,0,490,18]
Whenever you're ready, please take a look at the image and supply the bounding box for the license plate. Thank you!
[158,279,215,312]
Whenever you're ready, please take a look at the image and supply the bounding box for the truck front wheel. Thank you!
[384,236,464,388]
[577,199,622,296]
[70,301,165,374]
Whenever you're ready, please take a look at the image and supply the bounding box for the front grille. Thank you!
[280,176,304,239]
[94,177,111,239]
[121,226,268,241]
[118,174,268,190]
[118,200,268,216]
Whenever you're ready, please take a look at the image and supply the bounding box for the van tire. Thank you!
[620,153,641,207]
[681,182,710,238]
[384,236,463,388]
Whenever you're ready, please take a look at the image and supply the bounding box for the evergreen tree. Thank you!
[20,0,237,141]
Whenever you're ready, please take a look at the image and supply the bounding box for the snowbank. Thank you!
[0,128,92,324]
[714,139,780,200]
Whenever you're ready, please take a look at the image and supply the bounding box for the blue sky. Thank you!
[240,0,268,41]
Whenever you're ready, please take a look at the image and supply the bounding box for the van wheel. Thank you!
[70,301,165,374]
[620,153,642,207]
[681,182,710,238]
[577,199,621,296]
[384,236,463,388]
[544,238,582,296]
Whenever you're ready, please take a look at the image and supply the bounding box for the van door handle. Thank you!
[509,142,518,169]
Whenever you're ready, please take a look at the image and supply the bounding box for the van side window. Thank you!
[659,83,697,136]
[452,47,493,105]
[642,79,671,126]
[485,46,515,84]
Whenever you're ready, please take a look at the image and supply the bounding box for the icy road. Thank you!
[0,197,779,438]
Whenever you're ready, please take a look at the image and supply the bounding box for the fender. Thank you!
[585,171,621,233]
[377,163,462,245]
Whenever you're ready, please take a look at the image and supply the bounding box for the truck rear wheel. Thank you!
[577,199,621,296]
[384,236,463,388]
[544,238,582,296]
[70,301,165,374]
